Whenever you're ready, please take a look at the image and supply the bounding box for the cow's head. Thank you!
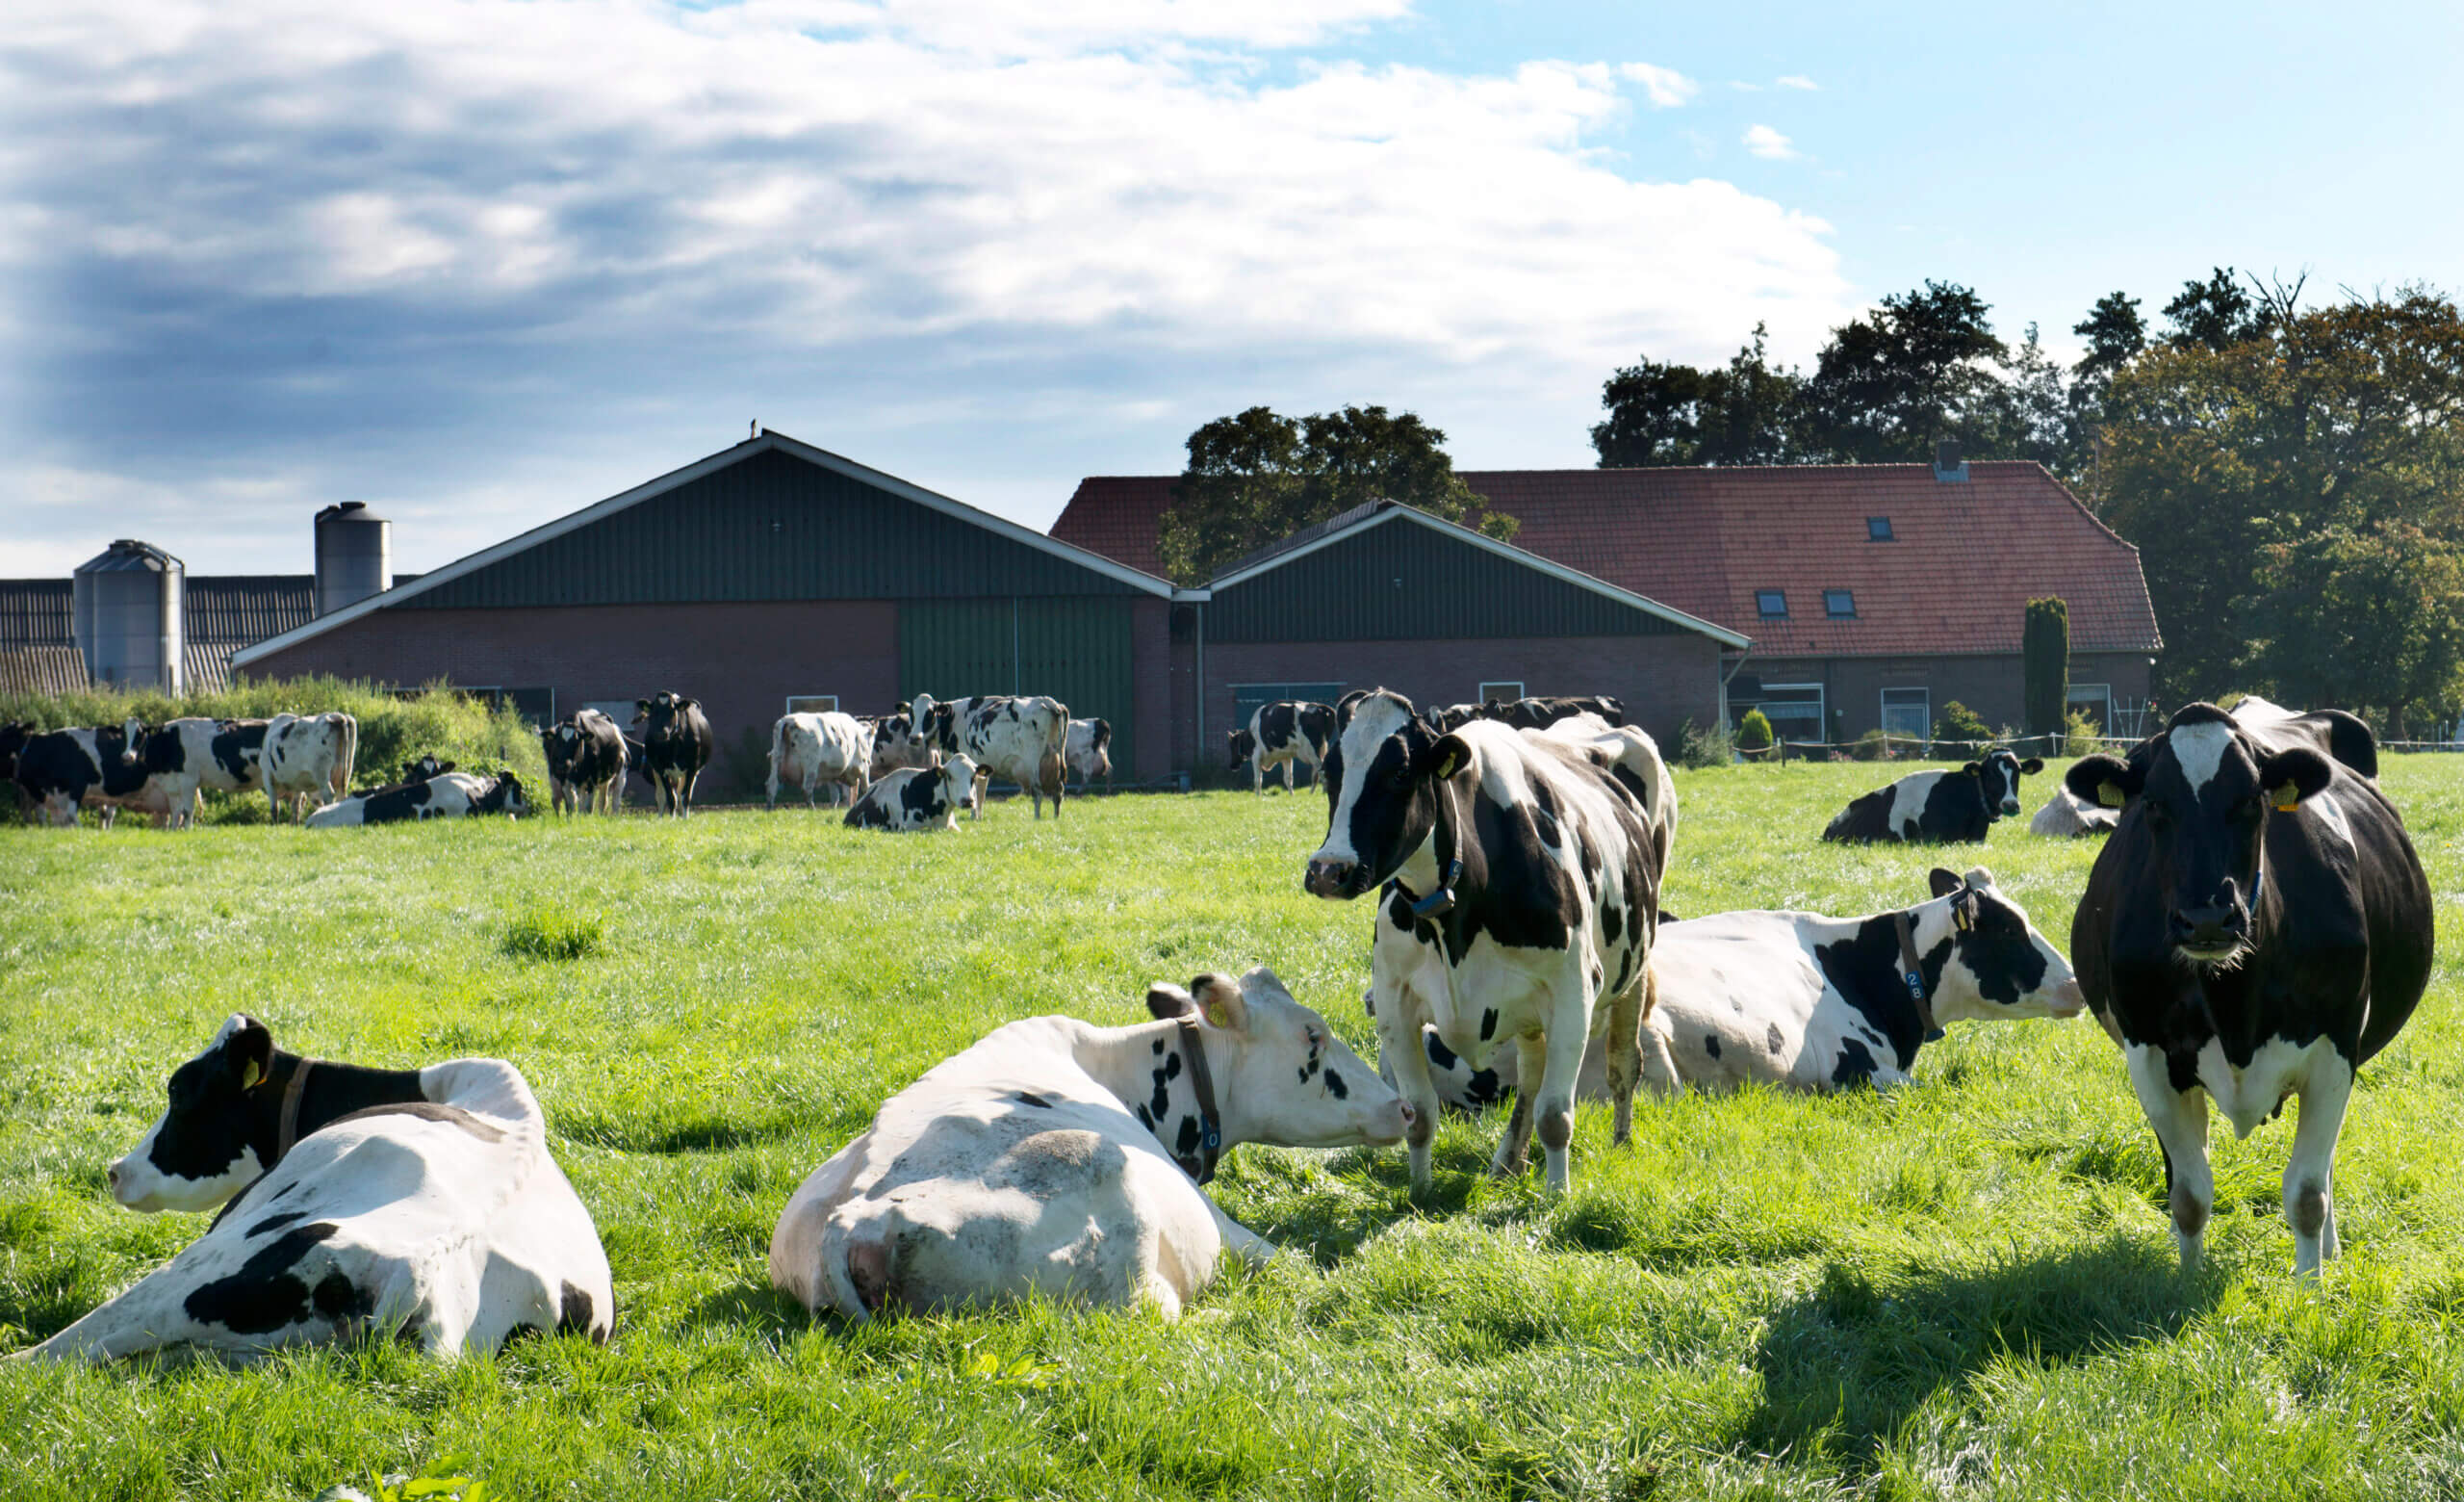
[483,770,529,816]
[1964,749,2045,820]
[1145,968,1408,1150]
[108,1014,280,1213]
[403,754,452,783]
[869,714,925,777]
[117,716,149,764]
[1304,689,1467,900]
[1226,728,1256,768]
[2066,703,2333,968]
[1917,867,2087,1023]
[937,754,979,810]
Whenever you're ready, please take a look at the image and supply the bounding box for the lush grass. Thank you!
[6,759,2464,1500]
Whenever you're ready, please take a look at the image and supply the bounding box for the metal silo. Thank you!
[71,539,184,692]
[314,501,392,615]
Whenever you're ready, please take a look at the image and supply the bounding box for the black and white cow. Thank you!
[261,712,358,822]
[23,1015,612,1361]
[1228,701,1334,794]
[1304,689,1664,1193]
[842,755,979,832]
[2030,784,2119,838]
[633,692,714,816]
[1430,695,1629,734]
[2066,702,2432,1277]
[1380,868,2083,1108]
[1823,749,2044,843]
[12,723,160,828]
[1065,717,1114,793]
[867,712,935,782]
[913,693,1068,818]
[303,770,528,826]
[0,721,32,822]
[767,711,873,810]
[542,710,628,815]
[399,754,455,784]
[768,969,1405,1321]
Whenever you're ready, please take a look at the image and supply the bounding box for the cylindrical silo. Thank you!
[71,539,184,693]
[314,501,392,615]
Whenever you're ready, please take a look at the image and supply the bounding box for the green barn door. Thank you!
[899,598,1137,778]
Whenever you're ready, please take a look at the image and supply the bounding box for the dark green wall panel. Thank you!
[900,597,1138,775]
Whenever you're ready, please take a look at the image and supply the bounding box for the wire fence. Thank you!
[1735,733,2464,764]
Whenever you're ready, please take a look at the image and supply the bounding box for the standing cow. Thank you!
[542,710,628,815]
[261,712,359,822]
[1823,749,2043,843]
[1065,717,1113,794]
[12,723,161,828]
[2066,702,2432,1277]
[867,712,935,781]
[633,692,713,816]
[1228,701,1333,794]
[912,693,1068,819]
[768,711,874,809]
[1304,689,1665,1193]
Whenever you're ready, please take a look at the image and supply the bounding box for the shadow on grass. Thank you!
[1742,1231,2213,1470]
[553,1115,801,1154]
[684,1281,816,1343]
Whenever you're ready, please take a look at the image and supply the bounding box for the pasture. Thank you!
[5,759,2464,1500]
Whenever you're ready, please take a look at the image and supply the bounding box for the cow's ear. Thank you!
[2017,758,2044,775]
[635,699,650,712]
[2066,754,2140,809]
[1962,762,1983,777]
[1420,733,1472,782]
[2256,746,2333,811]
[1963,866,1997,892]
[222,1015,274,1090]
[679,697,697,711]
[1145,983,1195,1020]
[1927,868,1964,898]
[1192,974,1246,1031]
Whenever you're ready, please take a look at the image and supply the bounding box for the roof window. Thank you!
[1866,516,1893,541]
[1756,589,1788,620]
[1825,589,1857,619]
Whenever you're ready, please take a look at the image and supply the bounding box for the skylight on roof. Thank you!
[1866,517,1893,540]
[1825,588,1857,619]
[1757,589,1787,619]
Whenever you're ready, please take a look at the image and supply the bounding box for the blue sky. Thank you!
[3,1,2458,577]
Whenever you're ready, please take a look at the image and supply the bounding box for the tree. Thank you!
[2023,596,2069,740]
[1801,281,2008,462]
[2162,267,2270,351]
[1592,324,1804,468]
[1158,404,1513,584]
[2073,292,2147,382]
[1991,324,2088,480]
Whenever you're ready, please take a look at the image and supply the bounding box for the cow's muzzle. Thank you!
[2169,903,2247,959]
[1999,799,2021,817]
[1303,857,1370,900]
[2046,976,2089,1019]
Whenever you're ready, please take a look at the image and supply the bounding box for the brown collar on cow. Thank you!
[274,1058,319,1165]
[1172,1018,1225,1184]
[1892,911,1947,1043]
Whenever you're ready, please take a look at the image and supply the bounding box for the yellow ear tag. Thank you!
[241,1061,264,1090]
[1200,997,1234,1028]
[2272,785,2299,813]
[2096,782,2126,809]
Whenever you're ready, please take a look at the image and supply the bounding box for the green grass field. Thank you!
[6,759,2464,1500]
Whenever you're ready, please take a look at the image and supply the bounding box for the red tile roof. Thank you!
[1049,463,2161,658]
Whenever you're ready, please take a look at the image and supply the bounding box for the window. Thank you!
[1736,683,1824,743]
[784,694,838,715]
[1477,681,1524,703]
[1881,686,1929,740]
[1230,682,1347,734]
[2066,683,2113,734]
[1866,517,1894,541]
[581,699,639,730]
[1756,589,1788,619]
[1824,589,1857,619]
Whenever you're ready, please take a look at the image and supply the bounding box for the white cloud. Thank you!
[1743,124,1801,160]
[1618,62,1697,108]
[0,0,1854,570]
[1776,74,1818,91]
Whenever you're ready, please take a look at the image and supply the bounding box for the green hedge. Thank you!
[2,676,549,822]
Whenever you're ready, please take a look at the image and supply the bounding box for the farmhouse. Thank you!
[1054,454,2163,745]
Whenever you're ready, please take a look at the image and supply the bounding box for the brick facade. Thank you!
[1741,648,2154,741]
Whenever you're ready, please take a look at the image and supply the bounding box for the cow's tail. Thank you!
[766,716,789,809]
[330,712,358,802]
[1043,702,1068,814]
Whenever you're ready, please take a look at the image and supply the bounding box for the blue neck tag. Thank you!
[1410,858,1465,919]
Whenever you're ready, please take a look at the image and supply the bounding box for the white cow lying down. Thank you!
[23,1016,613,1362]
[1379,868,2086,1108]
[770,968,1408,1321]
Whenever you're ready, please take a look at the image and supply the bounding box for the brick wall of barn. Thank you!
[1743,651,2155,741]
[1201,634,1723,751]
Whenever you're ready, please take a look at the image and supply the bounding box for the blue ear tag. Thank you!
[1410,859,1465,919]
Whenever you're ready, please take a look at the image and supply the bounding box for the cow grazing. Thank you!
[767,711,874,810]
[12,723,160,828]
[1430,695,1629,734]
[2066,703,2432,1277]
[913,693,1068,818]
[1228,701,1334,794]
[1305,689,1665,1193]
[633,692,714,816]
[24,1015,612,1362]
[1381,868,2083,1108]
[261,712,359,822]
[843,755,979,832]
[2031,784,2118,838]
[1065,717,1114,793]
[1823,749,2044,843]
[542,710,628,815]
[303,770,528,827]
[768,968,1406,1321]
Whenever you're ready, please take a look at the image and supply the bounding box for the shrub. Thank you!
[1734,709,1774,754]
[1930,700,1992,760]
[2065,706,2105,757]
[1674,717,1733,769]
[501,904,604,962]
[1852,728,1920,762]
[2023,596,2069,737]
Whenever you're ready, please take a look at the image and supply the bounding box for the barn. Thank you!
[1055,454,2163,748]
[235,430,1183,785]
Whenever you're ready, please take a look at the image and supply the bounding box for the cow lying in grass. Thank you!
[303,770,527,826]
[1376,868,2084,1108]
[1824,749,2043,843]
[843,755,979,832]
[23,1015,612,1362]
[769,969,1407,1321]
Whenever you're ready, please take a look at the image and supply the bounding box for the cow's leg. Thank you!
[1252,758,1263,795]
[1372,985,1443,1193]
[1491,1034,1548,1178]
[2126,1048,2213,1270]
[1283,759,1295,793]
[1207,1203,1280,1271]
[2284,1059,2355,1277]
[1531,1015,1592,1193]
[1600,974,1646,1149]
[680,768,700,817]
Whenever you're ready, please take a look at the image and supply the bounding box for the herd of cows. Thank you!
[3,687,2437,1361]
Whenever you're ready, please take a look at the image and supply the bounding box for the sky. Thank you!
[3,0,2460,577]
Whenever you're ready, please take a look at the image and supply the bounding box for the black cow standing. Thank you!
[13,723,153,827]
[1228,701,1335,794]
[633,693,713,816]
[2066,702,2432,1277]
[541,709,628,815]
[1823,749,2044,843]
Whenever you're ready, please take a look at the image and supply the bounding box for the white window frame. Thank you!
[2066,683,2113,730]
[1751,682,1826,742]
[783,694,839,715]
[1477,680,1525,703]
[1880,686,1930,741]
